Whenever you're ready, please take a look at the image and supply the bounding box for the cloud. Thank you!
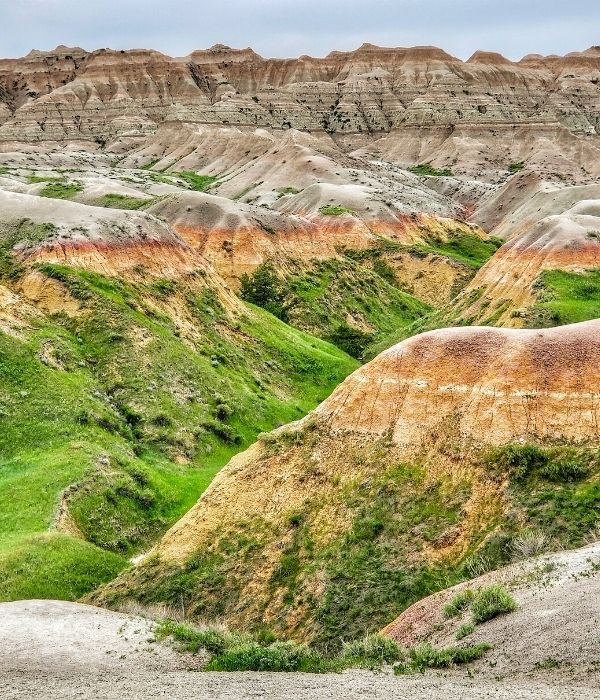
[0,0,598,60]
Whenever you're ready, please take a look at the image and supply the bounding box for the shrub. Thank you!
[395,642,491,674]
[486,443,548,481]
[539,454,589,482]
[471,585,517,624]
[510,530,549,559]
[341,633,402,665]
[443,588,474,618]
[239,261,287,320]
[207,640,324,672]
[408,163,452,177]
[508,161,525,173]
[327,321,373,359]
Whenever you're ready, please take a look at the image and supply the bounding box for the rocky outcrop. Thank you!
[0,43,599,153]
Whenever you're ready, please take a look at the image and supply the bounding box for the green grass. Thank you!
[408,164,453,177]
[173,171,218,192]
[470,585,517,624]
[0,263,356,600]
[156,620,402,672]
[318,205,355,216]
[443,585,517,627]
[456,623,475,640]
[0,533,126,601]
[443,589,475,618]
[411,231,503,270]
[240,258,431,359]
[394,642,491,674]
[39,181,83,199]
[94,193,152,210]
[156,619,490,674]
[27,175,64,184]
[508,162,525,173]
[524,269,600,327]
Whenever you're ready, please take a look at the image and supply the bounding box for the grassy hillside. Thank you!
[523,269,600,327]
[0,265,357,601]
[240,257,431,359]
[93,428,600,651]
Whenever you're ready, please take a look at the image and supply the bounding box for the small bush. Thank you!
[443,588,474,618]
[508,161,525,173]
[341,633,402,665]
[395,642,491,674]
[486,443,547,481]
[207,640,324,672]
[408,163,452,177]
[455,623,475,640]
[471,585,517,624]
[511,530,549,559]
[539,454,589,482]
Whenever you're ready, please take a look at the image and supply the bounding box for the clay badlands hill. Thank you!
[0,41,599,695]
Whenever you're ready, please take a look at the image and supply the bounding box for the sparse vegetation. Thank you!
[408,163,453,177]
[39,180,84,199]
[95,193,152,210]
[394,642,491,674]
[508,161,525,173]
[471,585,518,624]
[319,205,355,216]
[174,171,218,192]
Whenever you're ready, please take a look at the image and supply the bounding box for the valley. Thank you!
[0,38,599,698]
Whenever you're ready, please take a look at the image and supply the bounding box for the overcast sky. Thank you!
[1,0,598,60]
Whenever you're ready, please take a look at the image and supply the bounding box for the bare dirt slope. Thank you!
[384,542,600,685]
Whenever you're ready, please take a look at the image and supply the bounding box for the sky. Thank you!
[1,0,598,61]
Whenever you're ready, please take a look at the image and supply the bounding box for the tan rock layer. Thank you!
[1,43,599,142]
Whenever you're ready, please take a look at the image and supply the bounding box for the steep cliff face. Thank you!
[92,321,600,646]
[1,43,599,155]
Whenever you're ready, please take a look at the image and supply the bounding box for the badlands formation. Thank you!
[0,41,599,692]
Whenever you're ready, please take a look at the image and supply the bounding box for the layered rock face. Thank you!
[1,43,599,152]
[93,321,600,643]
[456,174,600,325]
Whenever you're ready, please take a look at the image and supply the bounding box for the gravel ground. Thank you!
[1,670,597,700]
[1,597,598,699]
